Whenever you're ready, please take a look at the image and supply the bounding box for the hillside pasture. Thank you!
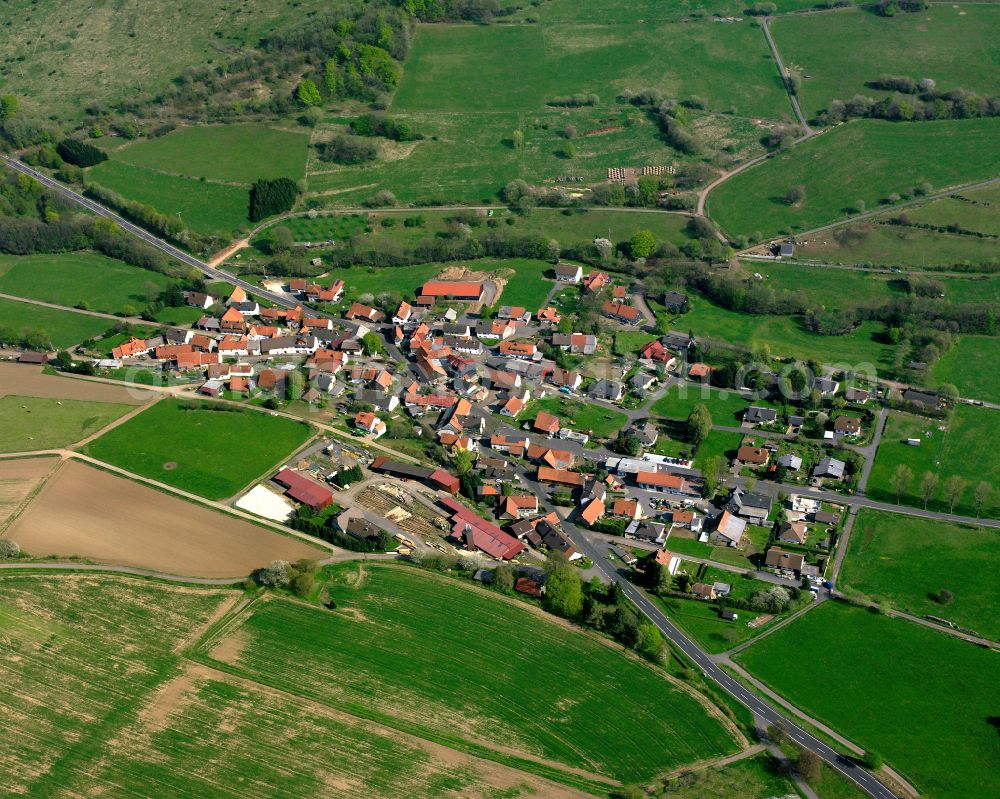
[0,297,115,349]
[0,396,134,453]
[7,460,324,576]
[0,252,170,315]
[708,118,1000,240]
[866,407,1000,519]
[841,509,1000,640]
[83,398,314,500]
[735,601,1000,799]
[197,564,742,785]
[110,124,310,184]
[87,159,250,237]
[772,5,1000,119]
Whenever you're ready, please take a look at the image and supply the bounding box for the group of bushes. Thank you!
[817,78,1000,125]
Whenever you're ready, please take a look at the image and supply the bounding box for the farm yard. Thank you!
[709,118,1000,241]
[196,564,743,787]
[735,601,1000,799]
[772,5,1000,120]
[0,252,172,315]
[841,509,1000,640]
[83,398,315,500]
[866,407,1000,519]
[0,395,134,453]
[5,460,324,577]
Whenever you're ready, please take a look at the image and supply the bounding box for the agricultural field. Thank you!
[0,252,171,315]
[0,0,335,119]
[866,407,1000,519]
[735,601,1000,799]
[86,159,251,238]
[0,574,594,799]
[6,460,324,577]
[932,336,1000,404]
[0,297,115,349]
[197,564,742,786]
[0,395,135,453]
[0,456,57,529]
[83,398,314,500]
[528,396,629,439]
[772,5,1000,119]
[107,124,310,184]
[0,362,148,403]
[708,118,1000,240]
[841,509,1000,640]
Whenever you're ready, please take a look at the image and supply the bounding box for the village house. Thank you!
[765,547,805,575]
[777,521,808,545]
[555,263,583,283]
[354,411,387,439]
[812,456,846,480]
[633,471,697,497]
[736,445,770,467]
[498,306,532,324]
[726,489,773,525]
[690,583,717,601]
[662,291,689,313]
[583,271,610,293]
[602,300,642,325]
[588,379,624,403]
[537,306,561,326]
[551,332,598,355]
[744,406,778,426]
[579,497,605,526]
[532,411,560,437]
[499,494,539,520]
[833,415,862,438]
[710,511,746,547]
[537,466,587,488]
[345,302,383,322]
[638,339,676,368]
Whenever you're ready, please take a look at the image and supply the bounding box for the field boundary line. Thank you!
[0,562,242,585]
[0,455,61,536]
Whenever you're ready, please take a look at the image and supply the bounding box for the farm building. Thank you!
[273,468,334,511]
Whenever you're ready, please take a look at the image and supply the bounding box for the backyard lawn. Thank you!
[736,601,1000,799]
[83,398,314,499]
[527,396,628,439]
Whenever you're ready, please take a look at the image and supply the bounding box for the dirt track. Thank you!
[0,363,149,404]
[7,460,324,578]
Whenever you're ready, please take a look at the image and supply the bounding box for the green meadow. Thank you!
[87,159,250,237]
[709,118,1000,240]
[736,601,1000,799]
[0,252,170,315]
[197,564,741,785]
[0,297,113,348]
[842,509,1000,639]
[109,124,310,184]
[772,5,1000,119]
[83,398,313,499]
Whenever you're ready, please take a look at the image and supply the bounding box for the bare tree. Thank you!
[918,471,939,509]
[942,476,967,513]
[889,464,913,504]
[972,481,994,519]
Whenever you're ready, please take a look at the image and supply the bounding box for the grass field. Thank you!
[0,252,170,315]
[932,336,1000,404]
[109,124,310,184]
[709,118,1000,240]
[83,398,313,499]
[528,396,628,439]
[679,294,896,369]
[0,297,114,348]
[0,395,133,453]
[749,260,1000,308]
[651,384,757,424]
[793,218,1000,268]
[651,752,799,799]
[735,601,1000,799]
[866,407,1000,519]
[393,10,787,119]
[197,564,741,785]
[772,5,1000,119]
[0,0,334,119]
[841,509,1000,640]
[87,159,250,237]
